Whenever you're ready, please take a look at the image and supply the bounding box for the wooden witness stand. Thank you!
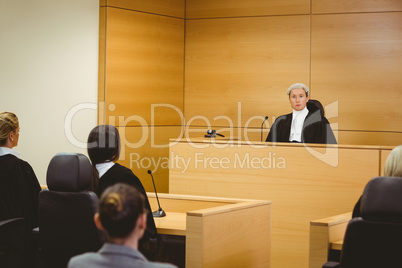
[147,193,271,268]
[168,138,392,268]
[39,187,271,267]
[309,212,352,268]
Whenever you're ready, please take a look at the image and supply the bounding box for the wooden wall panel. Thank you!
[185,16,310,128]
[186,0,310,18]
[102,0,185,18]
[116,126,183,193]
[104,7,184,126]
[337,131,402,146]
[311,13,402,136]
[312,0,402,14]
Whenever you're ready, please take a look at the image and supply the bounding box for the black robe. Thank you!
[266,102,337,144]
[97,163,158,258]
[0,154,41,267]
[0,154,41,226]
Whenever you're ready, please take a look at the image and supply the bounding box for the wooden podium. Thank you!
[147,193,272,268]
[168,138,392,268]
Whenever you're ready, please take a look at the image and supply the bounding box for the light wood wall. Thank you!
[99,0,185,192]
[99,0,402,192]
[185,0,402,146]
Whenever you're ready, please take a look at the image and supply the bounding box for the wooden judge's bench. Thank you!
[168,138,392,268]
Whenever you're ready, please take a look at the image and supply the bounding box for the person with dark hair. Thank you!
[0,111,41,267]
[68,183,176,268]
[87,125,157,259]
[265,83,337,144]
[87,124,121,194]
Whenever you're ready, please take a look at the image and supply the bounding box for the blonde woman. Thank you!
[352,145,402,217]
[0,111,41,266]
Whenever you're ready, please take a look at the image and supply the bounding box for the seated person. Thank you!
[68,183,177,268]
[265,83,337,144]
[352,145,402,217]
[87,125,157,259]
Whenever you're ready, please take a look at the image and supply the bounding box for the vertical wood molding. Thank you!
[98,7,107,125]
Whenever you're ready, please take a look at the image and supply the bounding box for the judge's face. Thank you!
[289,88,309,111]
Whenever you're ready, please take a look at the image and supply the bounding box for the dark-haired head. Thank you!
[98,183,147,239]
[87,125,121,165]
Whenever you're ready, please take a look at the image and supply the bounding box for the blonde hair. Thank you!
[0,112,19,145]
[384,145,402,177]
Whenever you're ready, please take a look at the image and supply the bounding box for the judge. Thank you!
[265,83,337,144]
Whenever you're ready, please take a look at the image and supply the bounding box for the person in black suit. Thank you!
[352,145,402,218]
[265,83,337,144]
[87,125,157,259]
[0,111,41,267]
[68,183,176,268]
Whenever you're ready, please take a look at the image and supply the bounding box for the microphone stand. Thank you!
[261,116,269,142]
[147,170,166,217]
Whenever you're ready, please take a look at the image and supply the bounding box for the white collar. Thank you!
[292,106,309,117]
[0,147,20,158]
[95,161,115,178]
[289,107,309,142]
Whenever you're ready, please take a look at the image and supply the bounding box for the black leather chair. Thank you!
[0,218,25,268]
[38,153,105,268]
[323,176,402,268]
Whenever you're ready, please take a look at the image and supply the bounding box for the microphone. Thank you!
[147,170,166,217]
[261,116,269,142]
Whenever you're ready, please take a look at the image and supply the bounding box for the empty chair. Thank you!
[323,176,402,268]
[0,218,25,268]
[38,153,105,268]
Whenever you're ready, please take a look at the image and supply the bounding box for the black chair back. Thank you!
[0,218,25,268]
[39,153,104,268]
[338,176,402,268]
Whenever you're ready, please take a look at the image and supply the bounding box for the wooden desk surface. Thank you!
[153,212,186,236]
[309,212,351,268]
[147,192,270,238]
[330,240,343,251]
